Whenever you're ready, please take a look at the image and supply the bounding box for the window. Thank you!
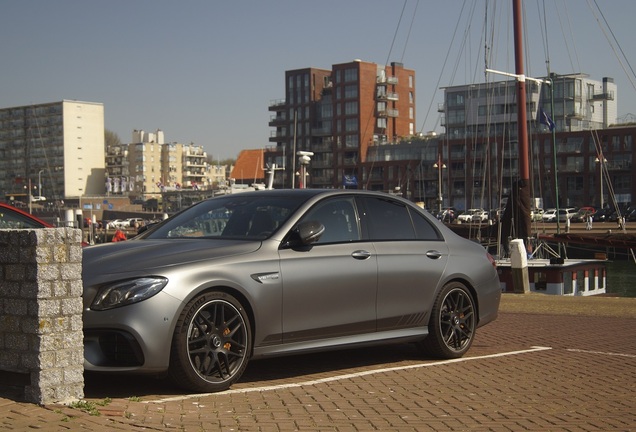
[363,197,415,240]
[345,118,358,132]
[345,102,358,115]
[344,68,358,82]
[344,85,358,98]
[302,197,360,244]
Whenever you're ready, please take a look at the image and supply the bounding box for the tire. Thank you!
[418,282,476,359]
[169,291,251,393]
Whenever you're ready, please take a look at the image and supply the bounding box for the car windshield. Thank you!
[143,194,307,240]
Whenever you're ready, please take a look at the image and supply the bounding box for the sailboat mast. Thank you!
[512,0,531,250]
[513,0,529,181]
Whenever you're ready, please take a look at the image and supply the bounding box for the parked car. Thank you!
[0,202,53,229]
[457,208,484,223]
[471,210,489,223]
[592,207,612,222]
[106,219,125,229]
[570,207,596,223]
[557,208,578,223]
[82,190,501,393]
[125,217,146,228]
[440,207,456,222]
[530,208,544,221]
[542,208,557,222]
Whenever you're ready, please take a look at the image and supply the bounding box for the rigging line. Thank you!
[399,0,419,64]
[538,0,550,74]
[589,0,636,90]
[384,0,407,68]
[417,0,469,135]
[561,0,583,73]
[552,1,578,73]
[589,129,619,215]
[447,1,478,87]
[364,0,407,190]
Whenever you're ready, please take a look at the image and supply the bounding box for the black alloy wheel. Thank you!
[170,292,251,392]
[418,282,476,359]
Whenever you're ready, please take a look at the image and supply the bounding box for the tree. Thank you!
[105,129,122,150]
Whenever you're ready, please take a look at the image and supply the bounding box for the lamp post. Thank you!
[433,153,446,214]
[296,151,313,189]
[595,156,607,208]
[38,169,44,198]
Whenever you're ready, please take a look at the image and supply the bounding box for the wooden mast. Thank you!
[512,0,532,252]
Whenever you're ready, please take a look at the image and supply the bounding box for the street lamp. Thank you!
[296,151,313,189]
[595,156,607,208]
[433,154,447,214]
[38,169,44,198]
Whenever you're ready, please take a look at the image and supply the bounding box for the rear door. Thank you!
[358,196,449,332]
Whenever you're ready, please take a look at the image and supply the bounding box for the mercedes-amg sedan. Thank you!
[82,189,500,392]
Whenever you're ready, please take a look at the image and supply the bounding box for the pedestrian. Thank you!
[112,229,127,242]
[586,213,593,230]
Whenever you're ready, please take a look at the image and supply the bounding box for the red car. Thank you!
[0,202,53,229]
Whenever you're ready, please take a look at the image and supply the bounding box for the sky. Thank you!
[2,0,636,160]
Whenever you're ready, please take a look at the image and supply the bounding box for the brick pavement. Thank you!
[1,294,635,431]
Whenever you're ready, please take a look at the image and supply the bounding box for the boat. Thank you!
[480,0,616,296]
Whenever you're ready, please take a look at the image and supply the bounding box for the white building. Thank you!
[106,129,215,198]
[441,73,617,138]
[0,100,105,201]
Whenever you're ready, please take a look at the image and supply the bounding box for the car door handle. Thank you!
[351,250,372,260]
[426,250,443,259]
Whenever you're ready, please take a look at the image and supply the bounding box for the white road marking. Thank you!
[566,348,636,358]
[148,346,553,403]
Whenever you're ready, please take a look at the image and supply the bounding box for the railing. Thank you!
[376,76,398,85]
[268,99,286,109]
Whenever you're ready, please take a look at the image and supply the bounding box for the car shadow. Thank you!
[83,342,425,399]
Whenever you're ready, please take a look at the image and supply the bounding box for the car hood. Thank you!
[82,239,262,276]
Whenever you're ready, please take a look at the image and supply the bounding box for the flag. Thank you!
[539,107,555,131]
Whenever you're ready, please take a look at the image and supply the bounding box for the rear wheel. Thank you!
[419,282,476,358]
[169,292,251,392]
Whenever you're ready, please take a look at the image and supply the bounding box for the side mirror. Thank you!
[282,220,325,248]
[298,220,324,244]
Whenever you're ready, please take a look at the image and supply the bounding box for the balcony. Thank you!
[588,91,615,101]
[268,99,286,111]
[377,108,399,118]
[376,76,398,85]
[269,114,287,127]
[376,91,399,101]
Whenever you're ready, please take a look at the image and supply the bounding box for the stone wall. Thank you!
[0,228,84,404]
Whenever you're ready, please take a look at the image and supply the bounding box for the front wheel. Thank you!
[418,282,476,359]
[169,292,251,392]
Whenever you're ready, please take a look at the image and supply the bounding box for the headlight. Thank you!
[91,277,168,311]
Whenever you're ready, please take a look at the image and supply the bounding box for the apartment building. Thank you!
[0,100,105,202]
[106,129,214,199]
[267,60,416,189]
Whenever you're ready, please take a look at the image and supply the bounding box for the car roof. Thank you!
[204,188,414,202]
[0,202,53,228]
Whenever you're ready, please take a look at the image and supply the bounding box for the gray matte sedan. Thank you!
[82,189,500,392]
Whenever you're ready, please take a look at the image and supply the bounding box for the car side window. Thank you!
[302,197,360,244]
[409,207,442,240]
[0,208,42,229]
[362,197,416,240]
